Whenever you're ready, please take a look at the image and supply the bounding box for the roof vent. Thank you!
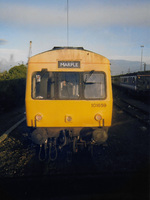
[52,46,84,50]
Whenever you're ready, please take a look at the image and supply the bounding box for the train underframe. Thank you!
[29,127,108,161]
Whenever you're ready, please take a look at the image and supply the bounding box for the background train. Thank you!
[25,47,113,160]
[112,71,150,97]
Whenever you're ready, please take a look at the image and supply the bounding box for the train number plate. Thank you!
[91,103,107,107]
[58,61,80,68]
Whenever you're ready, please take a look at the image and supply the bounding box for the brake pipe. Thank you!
[48,138,57,161]
[38,140,47,162]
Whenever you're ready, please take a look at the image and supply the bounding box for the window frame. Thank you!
[31,71,55,100]
[31,71,107,100]
[57,72,80,100]
[83,71,107,100]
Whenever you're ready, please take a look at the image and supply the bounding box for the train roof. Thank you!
[29,46,110,64]
[112,71,150,77]
[31,46,103,56]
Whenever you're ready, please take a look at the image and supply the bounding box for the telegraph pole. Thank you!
[28,41,32,60]
[67,0,69,46]
[140,45,144,71]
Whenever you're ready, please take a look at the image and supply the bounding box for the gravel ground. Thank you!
[0,121,35,177]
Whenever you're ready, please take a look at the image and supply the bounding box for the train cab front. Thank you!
[25,48,113,161]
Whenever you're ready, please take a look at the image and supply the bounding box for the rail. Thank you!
[0,117,26,143]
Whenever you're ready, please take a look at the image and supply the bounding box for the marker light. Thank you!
[66,116,72,122]
[35,114,43,121]
[95,114,102,121]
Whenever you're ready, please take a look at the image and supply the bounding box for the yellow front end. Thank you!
[26,48,113,129]
[26,99,112,128]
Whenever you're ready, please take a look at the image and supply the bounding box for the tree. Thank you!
[9,64,27,79]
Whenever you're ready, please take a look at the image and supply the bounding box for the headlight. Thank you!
[66,115,72,122]
[35,114,43,121]
[95,113,102,121]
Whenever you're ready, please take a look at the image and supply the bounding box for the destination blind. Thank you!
[58,61,80,68]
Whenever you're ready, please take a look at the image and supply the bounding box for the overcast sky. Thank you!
[0,0,150,73]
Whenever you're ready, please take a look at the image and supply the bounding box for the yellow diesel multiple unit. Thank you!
[25,47,113,158]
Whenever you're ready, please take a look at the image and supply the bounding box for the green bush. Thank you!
[0,65,27,111]
[8,64,27,79]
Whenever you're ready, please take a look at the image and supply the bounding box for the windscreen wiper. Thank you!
[84,70,95,83]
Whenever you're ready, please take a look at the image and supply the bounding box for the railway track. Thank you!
[0,117,26,143]
[113,88,150,125]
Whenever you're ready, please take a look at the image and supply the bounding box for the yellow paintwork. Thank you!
[25,48,113,128]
